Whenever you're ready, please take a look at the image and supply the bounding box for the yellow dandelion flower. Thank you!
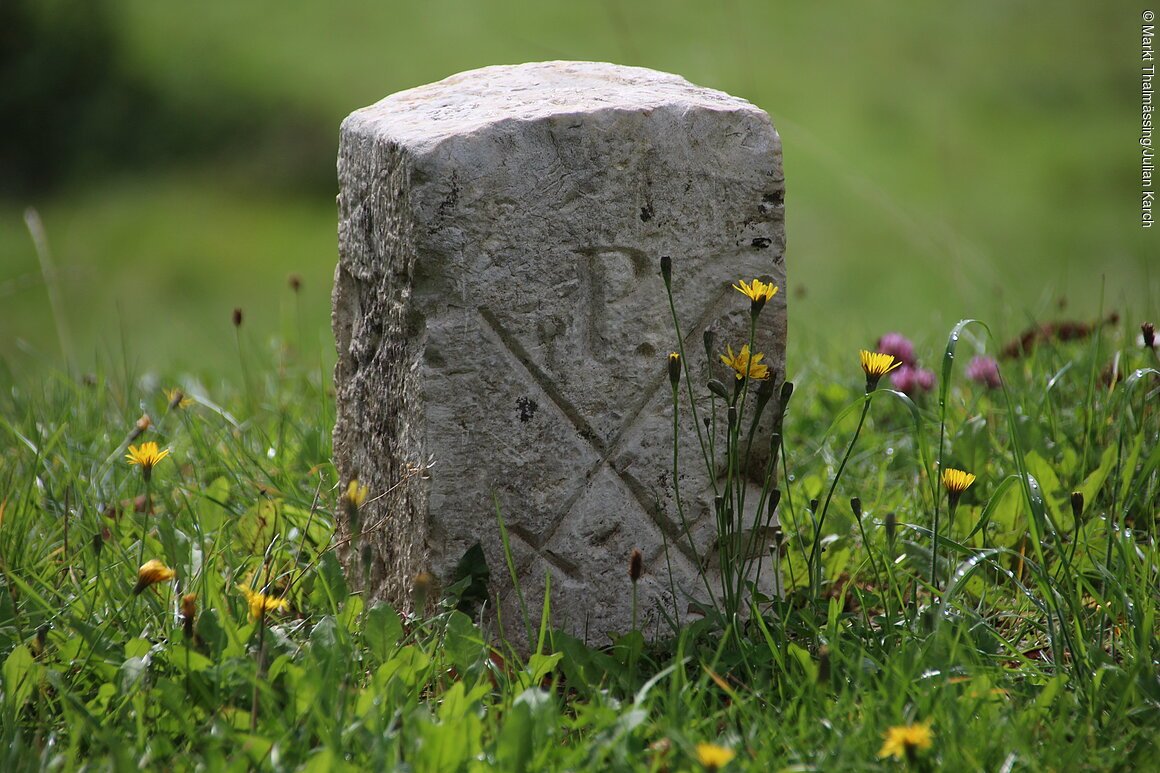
[941,468,976,495]
[860,350,902,378]
[343,479,370,508]
[878,720,934,761]
[733,277,779,306]
[695,742,736,770]
[412,570,437,611]
[238,584,288,621]
[180,593,198,620]
[859,349,902,392]
[164,388,193,409]
[942,467,977,509]
[125,442,170,476]
[720,344,770,381]
[181,592,198,639]
[667,352,681,388]
[133,559,176,595]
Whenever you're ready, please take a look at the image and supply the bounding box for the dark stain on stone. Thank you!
[758,190,784,215]
[358,203,375,248]
[640,204,654,222]
[751,237,772,249]
[436,174,460,220]
[516,396,538,423]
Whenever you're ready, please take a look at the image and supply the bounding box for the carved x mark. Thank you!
[477,286,731,577]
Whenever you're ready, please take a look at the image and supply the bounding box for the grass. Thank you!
[0,176,337,375]
[1,303,1156,771]
[1,3,1156,767]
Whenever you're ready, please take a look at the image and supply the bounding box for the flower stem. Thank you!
[662,280,717,496]
[807,395,872,594]
[670,382,715,603]
[852,502,886,606]
[932,497,954,593]
[137,477,152,572]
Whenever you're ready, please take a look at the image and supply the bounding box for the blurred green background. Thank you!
[1,1,1154,377]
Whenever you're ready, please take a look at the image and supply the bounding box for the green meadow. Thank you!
[1,2,1154,372]
[1,2,1157,770]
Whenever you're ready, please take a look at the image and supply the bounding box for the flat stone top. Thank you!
[344,61,767,150]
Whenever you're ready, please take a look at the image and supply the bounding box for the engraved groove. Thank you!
[478,305,607,453]
[507,523,582,581]
[479,306,666,549]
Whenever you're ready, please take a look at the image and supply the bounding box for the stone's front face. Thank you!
[333,61,786,645]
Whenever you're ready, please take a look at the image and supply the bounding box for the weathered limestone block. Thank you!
[333,61,786,643]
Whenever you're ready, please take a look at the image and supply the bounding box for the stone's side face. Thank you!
[333,61,786,643]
